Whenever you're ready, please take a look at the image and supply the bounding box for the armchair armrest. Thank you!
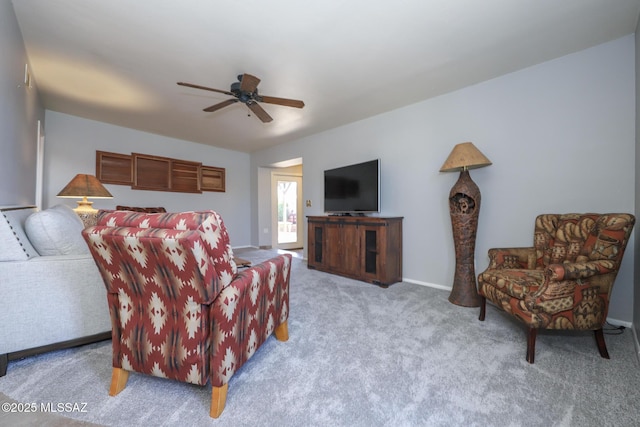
[527,259,619,308]
[210,254,291,386]
[229,254,291,326]
[487,247,536,269]
[545,259,619,281]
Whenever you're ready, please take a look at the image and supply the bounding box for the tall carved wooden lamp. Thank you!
[440,142,492,307]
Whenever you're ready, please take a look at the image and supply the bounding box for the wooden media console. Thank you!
[307,216,403,287]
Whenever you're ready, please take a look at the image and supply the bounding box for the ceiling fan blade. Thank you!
[203,98,238,112]
[177,82,234,96]
[259,95,305,108]
[239,73,261,93]
[247,101,273,123]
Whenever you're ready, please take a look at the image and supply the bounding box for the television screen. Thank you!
[324,159,380,214]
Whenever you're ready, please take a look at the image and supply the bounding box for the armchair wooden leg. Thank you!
[210,383,228,418]
[0,353,7,377]
[526,328,537,364]
[109,367,129,396]
[274,321,289,341]
[594,328,610,359]
[479,296,486,321]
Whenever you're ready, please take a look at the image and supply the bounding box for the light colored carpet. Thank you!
[1,248,639,426]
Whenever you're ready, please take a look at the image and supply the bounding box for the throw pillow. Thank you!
[25,204,89,256]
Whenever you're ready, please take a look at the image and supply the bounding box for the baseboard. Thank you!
[606,318,633,328]
[403,278,451,292]
[2,331,111,377]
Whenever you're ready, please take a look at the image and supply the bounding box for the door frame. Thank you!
[271,171,303,250]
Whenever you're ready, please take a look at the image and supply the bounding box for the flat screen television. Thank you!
[324,159,380,214]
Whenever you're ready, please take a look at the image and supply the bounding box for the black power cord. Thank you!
[604,322,625,335]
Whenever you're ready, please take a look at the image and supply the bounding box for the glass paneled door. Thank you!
[274,174,303,250]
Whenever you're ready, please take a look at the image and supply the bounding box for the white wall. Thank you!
[43,111,252,246]
[0,0,44,205]
[252,36,636,323]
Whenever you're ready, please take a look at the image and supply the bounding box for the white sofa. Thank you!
[0,205,111,376]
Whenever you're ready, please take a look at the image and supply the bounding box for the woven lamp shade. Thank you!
[57,174,113,199]
[57,174,113,216]
[440,142,492,172]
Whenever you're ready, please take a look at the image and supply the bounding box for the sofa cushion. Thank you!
[25,204,89,256]
[0,206,39,261]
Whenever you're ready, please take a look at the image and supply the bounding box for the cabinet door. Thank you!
[360,226,380,280]
[361,219,403,285]
[324,222,344,271]
[340,223,361,275]
[324,222,360,275]
[133,153,171,191]
[171,160,202,193]
[307,223,324,267]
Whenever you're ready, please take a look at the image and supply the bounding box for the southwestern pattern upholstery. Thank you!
[82,210,291,417]
[477,213,634,363]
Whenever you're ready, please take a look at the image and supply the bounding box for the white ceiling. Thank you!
[12,0,640,153]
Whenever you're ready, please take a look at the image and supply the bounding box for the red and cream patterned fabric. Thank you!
[210,258,290,386]
[478,213,634,330]
[82,210,291,389]
[96,209,237,288]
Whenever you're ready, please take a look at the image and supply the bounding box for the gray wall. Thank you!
[42,111,253,247]
[252,36,637,325]
[0,0,44,205]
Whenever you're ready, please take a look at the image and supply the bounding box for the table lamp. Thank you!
[57,174,113,226]
[440,142,492,307]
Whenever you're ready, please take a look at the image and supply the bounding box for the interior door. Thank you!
[273,174,303,250]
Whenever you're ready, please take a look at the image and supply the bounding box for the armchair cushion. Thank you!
[478,268,544,300]
[487,247,536,270]
[24,204,89,256]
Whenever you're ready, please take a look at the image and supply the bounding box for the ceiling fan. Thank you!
[177,73,305,123]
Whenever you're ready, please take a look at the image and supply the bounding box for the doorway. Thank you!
[272,173,303,250]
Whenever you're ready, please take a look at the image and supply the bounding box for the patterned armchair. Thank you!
[82,210,291,418]
[477,213,634,363]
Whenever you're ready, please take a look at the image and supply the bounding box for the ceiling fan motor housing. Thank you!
[230,81,256,103]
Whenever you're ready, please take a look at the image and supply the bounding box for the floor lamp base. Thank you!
[448,169,482,307]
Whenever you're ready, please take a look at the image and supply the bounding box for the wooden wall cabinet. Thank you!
[133,153,172,191]
[96,150,225,193]
[201,166,226,192]
[307,216,403,287]
[96,151,133,185]
[170,159,202,193]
